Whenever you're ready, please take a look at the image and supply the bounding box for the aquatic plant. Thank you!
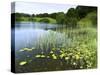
[17,27,97,69]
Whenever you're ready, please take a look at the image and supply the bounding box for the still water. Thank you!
[11,22,72,72]
[12,22,66,51]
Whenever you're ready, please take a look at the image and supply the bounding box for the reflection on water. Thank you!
[13,22,66,51]
[12,22,71,73]
[15,22,61,29]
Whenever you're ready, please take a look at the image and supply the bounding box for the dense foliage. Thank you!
[11,6,97,28]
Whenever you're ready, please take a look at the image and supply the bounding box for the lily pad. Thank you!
[60,54,65,59]
[52,54,57,59]
[35,55,41,58]
[52,48,56,51]
[47,56,50,58]
[41,55,45,58]
[65,57,69,60]
[75,54,80,60]
[19,48,33,52]
[73,62,77,65]
[19,61,27,66]
[50,51,53,54]
[19,49,25,52]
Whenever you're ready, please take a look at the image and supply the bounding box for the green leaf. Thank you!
[41,55,45,58]
[52,54,57,59]
[65,57,69,60]
[60,54,65,59]
[35,55,41,58]
[75,54,80,60]
[19,61,27,66]
[50,51,53,54]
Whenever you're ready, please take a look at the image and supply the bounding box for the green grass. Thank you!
[16,17,31,22]
[16,16,57,24]
[37,27,97,69]
[32,17,57,24]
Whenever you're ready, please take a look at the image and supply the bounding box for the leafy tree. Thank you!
[49,13,57,19]
[65,8,78,28]
[35,13,49,17]
[56,12,65,25]
[76,6,97,19]
[32,14,35,17]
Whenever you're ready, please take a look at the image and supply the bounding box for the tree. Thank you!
[49,13,57,19]
[76,6,97,19]
[56,12,65,25]
[32,14,35,17]
[65,8,78,28]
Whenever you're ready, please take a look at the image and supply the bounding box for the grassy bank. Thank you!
[15,17,57,24]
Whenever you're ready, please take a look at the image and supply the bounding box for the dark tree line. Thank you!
[11,6,97,28]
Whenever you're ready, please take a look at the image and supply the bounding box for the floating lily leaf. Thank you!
[19,49,25,52]
[68,53,73,56]
[60,50,63,53]
[60,54,65,59]
[24,48,32,51]
[19,61,27,66]
[77,52,80,55]
[50,51,53,54]
[65,57,69,60]
[52,48,56,51]
[35,55,41,58]
[57,48,60,50]
[75,54,80,60]
[19,48,33,52]
[61,48,65,51]
[73,62,77,65]
[80,66,83,68]
[23,48,29,50]
[52,54,57,59]
[41,55,45,58]
[47,56,50,58]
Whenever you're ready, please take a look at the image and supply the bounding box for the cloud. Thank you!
[15,2,77,14]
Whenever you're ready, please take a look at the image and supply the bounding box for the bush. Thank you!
[39,18,50,23]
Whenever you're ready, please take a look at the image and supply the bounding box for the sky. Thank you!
[14,2,77,15]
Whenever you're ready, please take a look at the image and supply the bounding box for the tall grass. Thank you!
[17,25,97,69]
[33,26,97,69]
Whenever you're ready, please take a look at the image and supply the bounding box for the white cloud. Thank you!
[15,2,77,14]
